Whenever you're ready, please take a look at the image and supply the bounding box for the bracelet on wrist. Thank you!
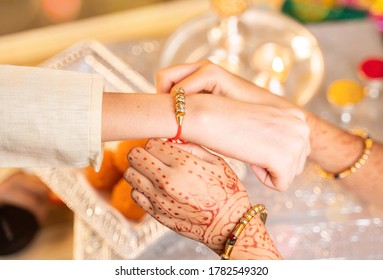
[220,204,267,260]
[168,87,186,143]
[316,128,373,180]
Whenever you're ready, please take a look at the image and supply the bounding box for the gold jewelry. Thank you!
[168,87,186,143]
[316,128,373,179]
[174,87,186,126]
[220,204,267,260]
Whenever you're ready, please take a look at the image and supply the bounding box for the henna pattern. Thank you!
[223,164,239,192]
[127,139,280,259]
[232,217,281,260]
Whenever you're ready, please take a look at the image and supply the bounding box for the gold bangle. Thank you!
[220,204,267,260]
[316,128,373,180]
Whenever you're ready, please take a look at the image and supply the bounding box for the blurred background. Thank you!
[0,0,380,66]
[0,0,378,36]
[0,0,174,36]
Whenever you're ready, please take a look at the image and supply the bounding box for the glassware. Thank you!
[207,0,250,77]
[159,0,324,106]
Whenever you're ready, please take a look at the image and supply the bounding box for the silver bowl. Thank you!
[159,8,324,106]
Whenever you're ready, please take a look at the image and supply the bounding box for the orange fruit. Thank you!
[85,149,122,191]
[111,178,146,222]
[113,139,148,173]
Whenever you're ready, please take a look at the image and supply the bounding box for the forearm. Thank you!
[307,113,383,208]
[101,93,179,142]
[102,93,221,145]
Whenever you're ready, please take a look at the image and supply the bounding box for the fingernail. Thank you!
[145,138,156,150]
[123,168,132,181]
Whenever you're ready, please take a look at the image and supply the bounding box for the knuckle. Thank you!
[201,62,223,75]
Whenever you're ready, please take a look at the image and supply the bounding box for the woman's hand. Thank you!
[125,138,250,253]
[124,139,280,259]
[157,59,296,107]
[156,60,310,191]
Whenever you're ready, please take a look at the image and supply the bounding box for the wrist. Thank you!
[203,194,251,254]
[181,94,215,144]
[306,112,364,174]
[219,203,281,260]
[229,214,282,260]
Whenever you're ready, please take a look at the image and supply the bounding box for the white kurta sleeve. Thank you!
[0,65,104,170]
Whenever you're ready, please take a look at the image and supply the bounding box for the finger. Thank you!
[132,187,176,231]
[168,64,280,103]
[171,142,224,166]
[124,167,156,198]
[156,60,210,93]
[145,139,226,174]
[127,142,191,208]
[126,149,169,193]
[284,107,307,122]
[169,63,230,96]
[124,167,167,216]
[159,60,282,108]
[131,189,175,230]
[124,167,176,217]
[127,144,171,182]
[143,138,185,167]
[250,164,291,192]
[131,189,154,215]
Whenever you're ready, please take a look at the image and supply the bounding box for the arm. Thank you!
[102,92,310,191]
[124,139,282,260]
[101,92,177,141]
[156,60,311,191]
[0,65,104,169]
[308,114,383,209]
[156,60,383,209]
[0,65,308,192]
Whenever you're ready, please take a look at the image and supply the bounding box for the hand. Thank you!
[156,60,310,191]
[156,59,296,107]
[124,138,251,253]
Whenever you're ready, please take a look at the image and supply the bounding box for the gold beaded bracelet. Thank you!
[316,128,374,180]
[220,204,267,260]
